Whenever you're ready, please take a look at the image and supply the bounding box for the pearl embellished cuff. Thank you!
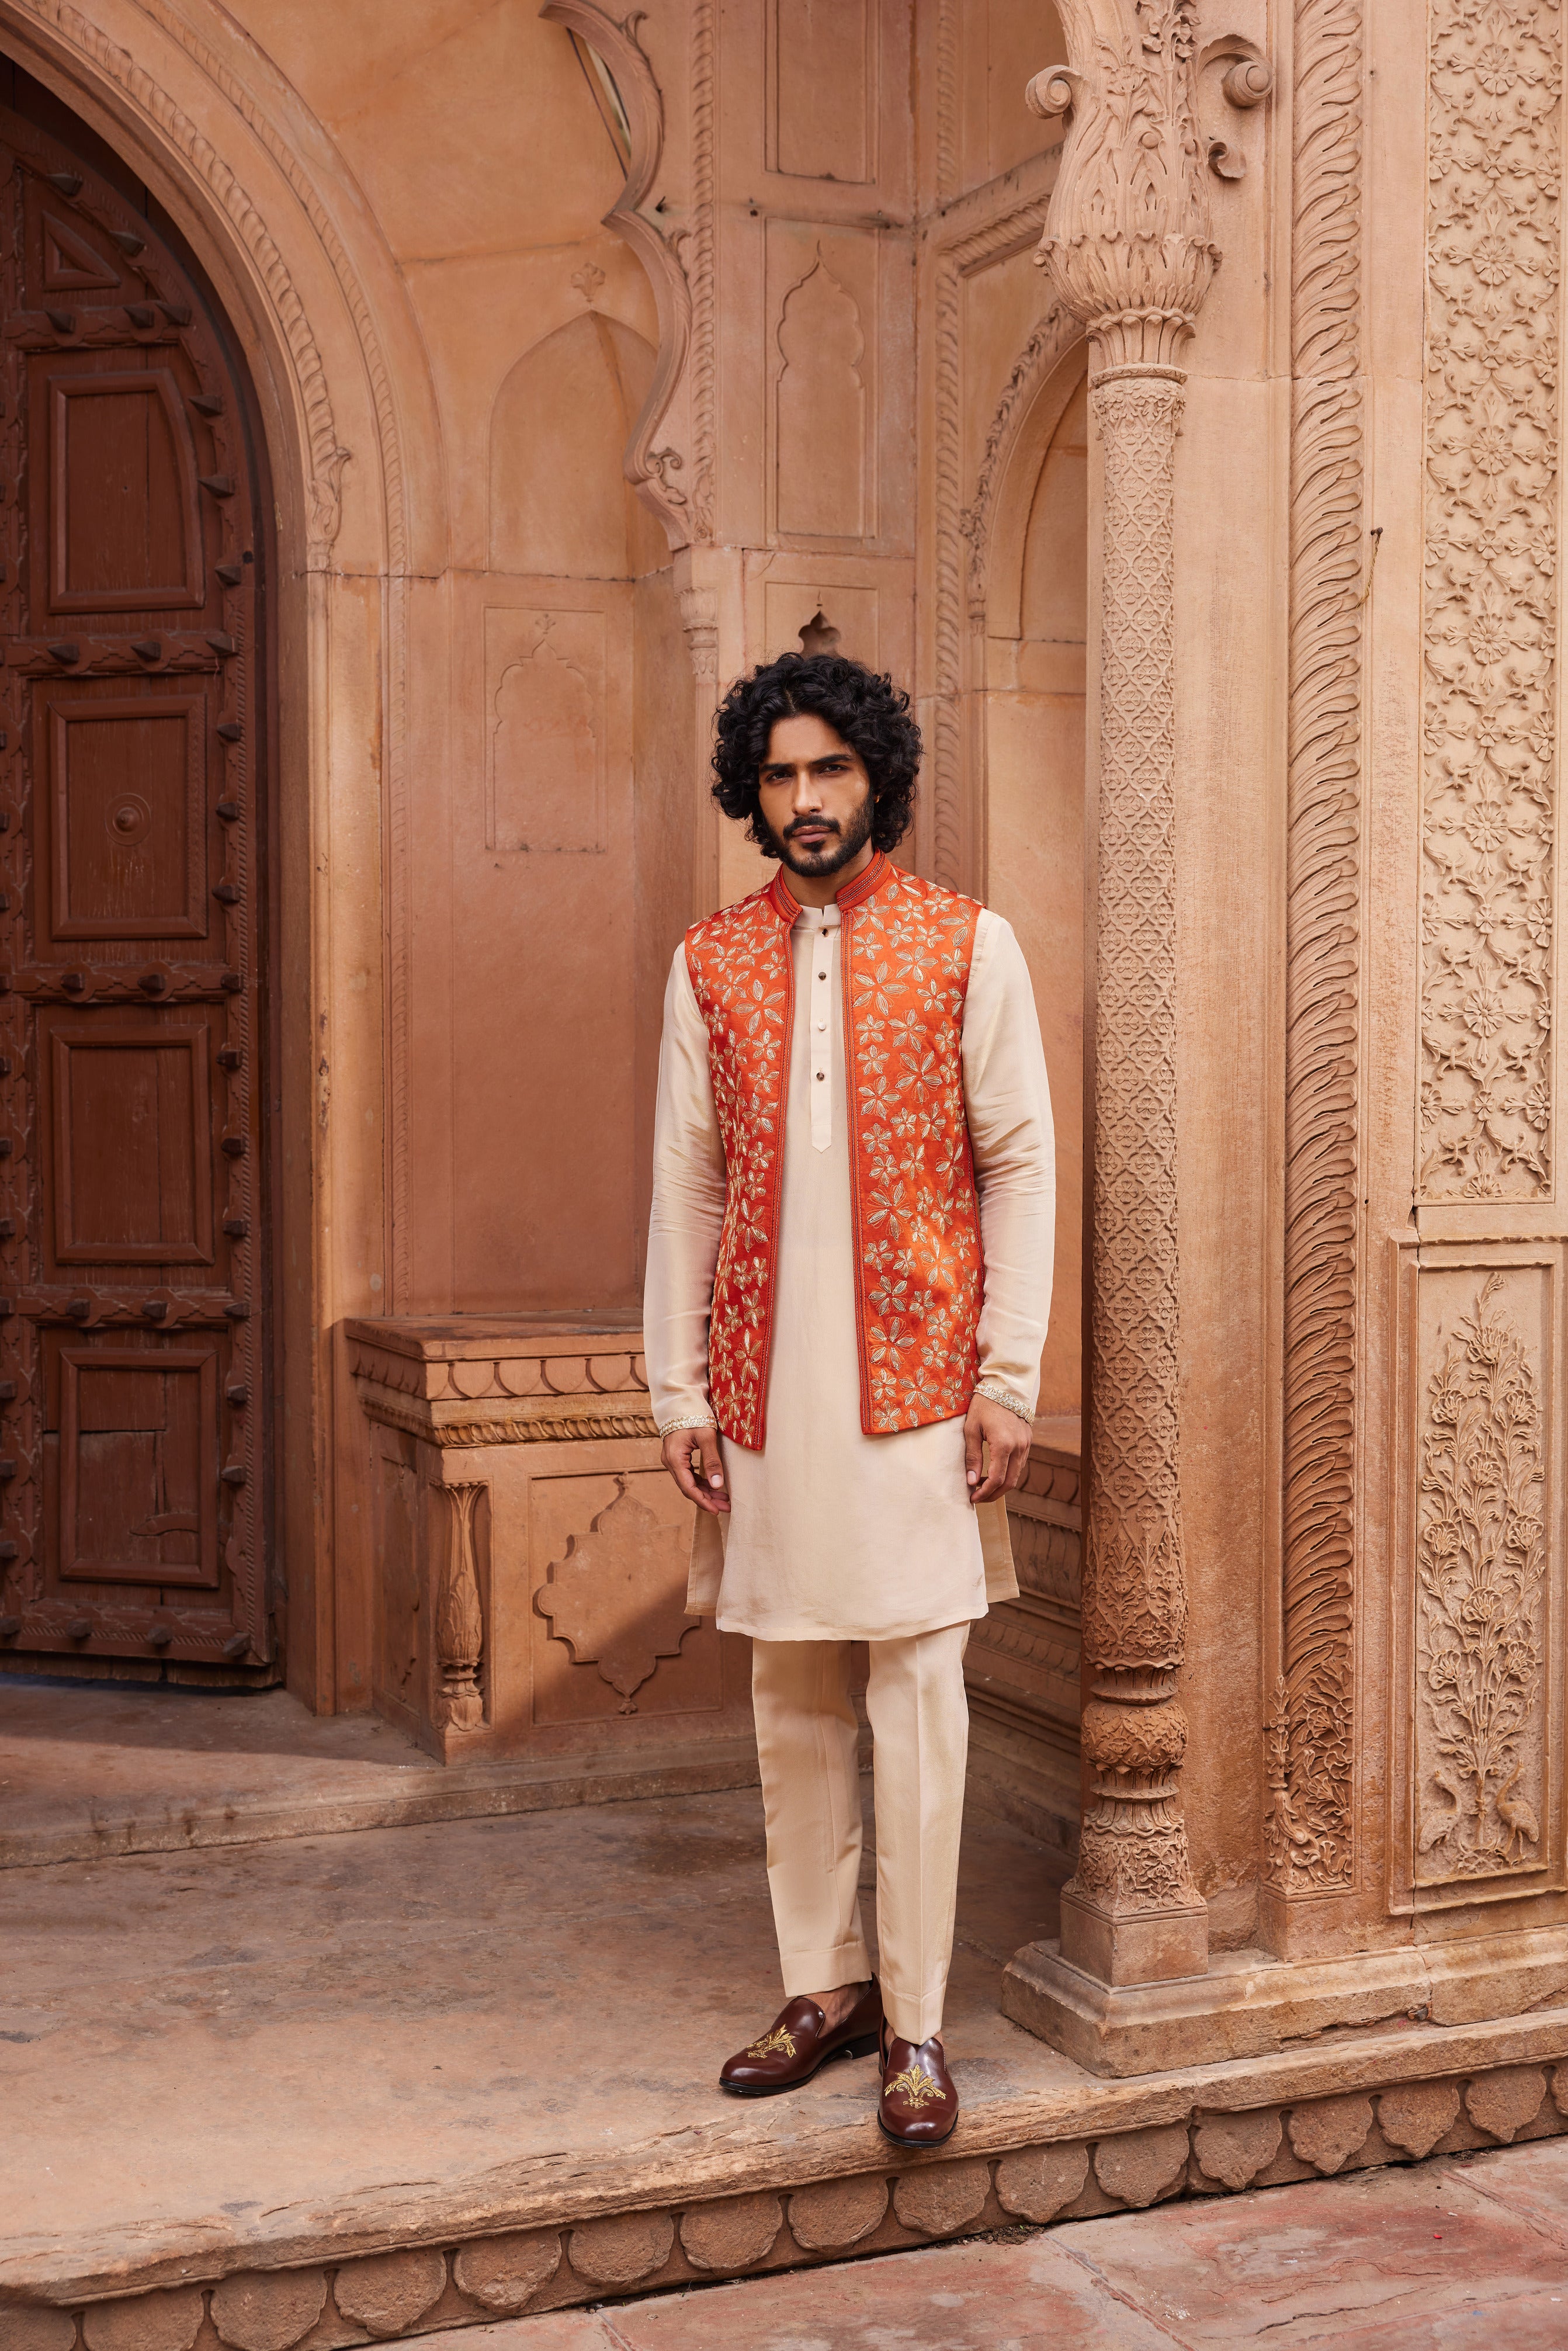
[973,1380,1032,1423]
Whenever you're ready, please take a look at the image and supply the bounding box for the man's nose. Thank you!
[790,770,824,808]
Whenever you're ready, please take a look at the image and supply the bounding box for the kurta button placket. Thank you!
[807,906,839,1152]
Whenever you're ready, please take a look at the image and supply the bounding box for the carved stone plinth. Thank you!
[349,1317,755,1777]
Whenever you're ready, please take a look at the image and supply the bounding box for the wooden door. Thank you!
[0,99,272,1676]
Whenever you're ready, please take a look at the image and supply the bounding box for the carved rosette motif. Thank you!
[1420,0,1561,1201]
[1415,1278,1546,1881]
[1032,0,1217,1944]
[1267,0,1365,1894]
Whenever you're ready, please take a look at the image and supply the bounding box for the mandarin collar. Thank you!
[766,849,890,928]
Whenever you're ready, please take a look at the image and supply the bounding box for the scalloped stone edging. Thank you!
[12,2056,1568,2345]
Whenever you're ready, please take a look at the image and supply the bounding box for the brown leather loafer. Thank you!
[719,1982,883,2097]
[878,2026,959,2145]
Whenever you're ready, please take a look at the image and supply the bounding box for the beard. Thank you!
[765,790,876,878]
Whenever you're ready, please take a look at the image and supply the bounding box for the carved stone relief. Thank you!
[773,249,868,541]
[1414,1274,1548,1885]
[688,0,717,538]
[761,581,879,667]
[1016,0,1249,1977]
[436,1482,485,1734]
[484,609,606,855]
[533,1473,706,1720]
[1420,0,1560,1201]
[1267,0,1365,1896]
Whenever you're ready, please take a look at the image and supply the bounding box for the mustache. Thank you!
[784,814,839,837]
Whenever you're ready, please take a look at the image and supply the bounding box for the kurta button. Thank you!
[816,1070,825,1080]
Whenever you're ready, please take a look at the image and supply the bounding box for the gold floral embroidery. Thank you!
[745,2025,797,2060]
[686,855,983,1448]
[844,865,981,1433]
[884,2064,947,2109]
[686,885,793,1450]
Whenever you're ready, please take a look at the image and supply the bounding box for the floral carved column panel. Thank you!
[1391,0,1567,1927]
[1018,0,1219,1989]
[1420,0,1560,1206]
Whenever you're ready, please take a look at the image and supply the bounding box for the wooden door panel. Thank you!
[48,367,204,612]
[39,209,120,294]
[0,98,271,1677]
[45,1013,214,1266]
[59,1343,217,1586]
[43,690,207,941]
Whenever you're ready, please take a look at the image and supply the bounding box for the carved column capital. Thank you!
[1028,0,1219,372]
[678,585,719,683]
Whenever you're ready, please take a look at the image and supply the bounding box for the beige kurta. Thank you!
[644,893,1055,1642]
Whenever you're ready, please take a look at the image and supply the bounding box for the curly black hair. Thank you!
[710,652,921,857]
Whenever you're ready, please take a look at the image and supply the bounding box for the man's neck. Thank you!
[778,840,876,910]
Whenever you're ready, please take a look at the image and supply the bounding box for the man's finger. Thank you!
[693,1428,731,1510]
[972,1426,1029,1504]
[662,1430,728,1514]
[965,1416,985,1491]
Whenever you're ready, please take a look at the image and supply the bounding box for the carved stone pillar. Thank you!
[436,1480,485,1735]
[1015,0,1219,1996]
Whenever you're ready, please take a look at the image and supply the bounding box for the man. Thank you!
[645,651,1054,2146]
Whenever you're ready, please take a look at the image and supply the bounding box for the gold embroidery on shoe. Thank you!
[886,2065,947,2108]
[745,2026,797,2061]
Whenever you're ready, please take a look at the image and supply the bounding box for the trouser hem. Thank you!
[882,1988,948,2044]
[779,1940,873,1998]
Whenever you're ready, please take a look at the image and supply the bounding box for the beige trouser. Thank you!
[750,1624,970,2046]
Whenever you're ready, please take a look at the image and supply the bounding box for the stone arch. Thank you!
[976,324,1089,640]
[980,332,1091,1421]
[0,0,448,1705]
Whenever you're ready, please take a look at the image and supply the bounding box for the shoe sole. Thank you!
[876,2107,959,2146]
[719,2030,882,2097]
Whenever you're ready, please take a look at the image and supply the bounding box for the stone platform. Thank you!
[0,1676,761,1869]
[8,1769,1568,2347]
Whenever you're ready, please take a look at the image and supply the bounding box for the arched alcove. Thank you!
[982,348,1090,1421]
[488,308,665,578]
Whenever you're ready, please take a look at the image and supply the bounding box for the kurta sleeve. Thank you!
[962,909,1056,1420]
[644,944,727,1433]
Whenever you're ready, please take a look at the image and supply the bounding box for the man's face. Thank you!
[757,713,875,877]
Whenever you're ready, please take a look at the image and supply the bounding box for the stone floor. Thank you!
[0,1745,1067,2304]
[11,1677,1568,2344]
[407,2145,1568,2346]
[0,1674,761,1867]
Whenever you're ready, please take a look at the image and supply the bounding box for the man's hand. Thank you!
[964,1395,1032,1503]
[662,1424,731,1515]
